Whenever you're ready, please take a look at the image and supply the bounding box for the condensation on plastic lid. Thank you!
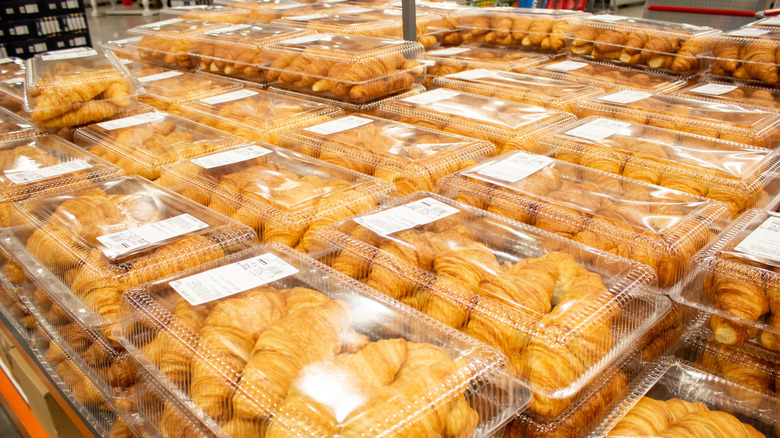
[191,145,271,169]
[353,196,459,236]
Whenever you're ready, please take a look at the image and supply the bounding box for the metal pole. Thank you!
[402,0,417,42]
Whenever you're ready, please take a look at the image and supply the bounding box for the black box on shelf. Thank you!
[0,20,36,41]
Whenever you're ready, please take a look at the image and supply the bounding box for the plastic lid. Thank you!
[157,143,395,252]
[433,69,604,113]
[128,63,243,106]
[128,19,232,69]
[271,13,402,36]
[377,88,575,154]
[743,16,780,28]
[279,114,496,194]
[438,151,731,288]
[159,5,252,24]
[118,243,529,438]
[426,44,552,74]
[315,192,663,412]
[178,87,344,143]
[7,176,258,335]
[0,106,35,141]
[228,2,352,23]
[540,116,780,217]
[0,58,25,80]
[709,30,780,86]
[575,15,714,35]
[24,48,140,128]
[75,110,244,181]
[576,91,780,150]
[267,83,426,113]
[674,81,780,111]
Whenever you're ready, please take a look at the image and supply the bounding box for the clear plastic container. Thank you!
[268,83,426,114]
[0,74,26,117]
[0,238,34,339]
[708,28,780,87]
[395,1,473,47]
[226,2,349,23]
[673,80,780,111]
[75,110,243,181]
[586,357,779,437]
[159,5,252,24]
[192,23,312,83]
[637,302,694,364]
[376,88,576,154]
[537,116,780,218]
[575,91,780,150]
[117,243,530,438]
[6,176,258,345]
[568,16,719,75]
[127,18,232,69]
[525,59,690,93]
[279,114,496,195]
[24,47,140,128]
[0,58,25,81]
[432,69,604,113]
[672,209,780,353]
[345,7,452,48]
[438,152,731,288]
[425,44,552,79]
[261,34,427,103]
[178,87,344,144]
[456,8,588,53]
[0,106,35,140]
[313,192,665,416]
[157,143,396,253]
[0,134,123,227]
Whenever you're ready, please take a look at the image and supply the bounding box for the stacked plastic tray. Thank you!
[313,192,668,418]
[117,243,531,438]
[536,116,780,218]
[567,16,718,75]
[574,91,780,150]
[177,87,344,144]
[376,88,576,154]
[425,44,552,78]
[75,110,244,180]
[708,28,780,87]
[24,47,140,128]
[432,69,604,113]
[126,18,231,70]
[0,106,34,140]
[157,143,396,253]
[438,152,731,288]
[525,59,689,93]
[279,114,496,194]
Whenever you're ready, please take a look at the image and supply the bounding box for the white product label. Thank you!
[688,83,739,96]
[97,112,167,130]
[401,88,461,105]
[427,47,470,56]
[137,70,184,83]
[339,7,375,14]
[284,34,328,45]
[140,18,184,28]
[5,160,92,185]
[476,152,553,183]
[41,47,97,61]
[4,76,24,85]
[205,23,252,35]
[354,197,459,236]
[273,3,307,9]
[588,14,627,22]
[734,216,780,262]
[110,36,142,45]
[305,115,373,135]
[192,145,271,169]
[171,253,299,305]
[285,13,329,21]
[66,0,78,7]
[322,0,348,3]
[726,28,770,37]
[417,1,463,9]
[381,8,402,15]
[544,60,589,72]
[445,68,492,80]
[119,58,135,65]
[759,16,780,26]
[199,89,258,105]
[0,58,12,64]
[597,90,652,104]
[97,214,209,258]
[565,117,632,141]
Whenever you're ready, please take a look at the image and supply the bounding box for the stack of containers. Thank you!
[124,19,231,70]
[707,28,780,87]
[534,116,780,218]
[310,192,668,419]
[424,44,553,81]
[156,143,397,252]
[673,81,780,111]
[177,87,344,144]
[116,243,531,438]
[437,152,731,288]
[574,90,780,150]
[376,88,576,154]
[278,114,496,194]
[354,7,459,48]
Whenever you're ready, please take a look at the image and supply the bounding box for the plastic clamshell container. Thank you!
[637,302,697,364]
[438,152,731,288]
[521,58,690,94]
[673,80,780,111]
[0,134,124,227]
[707,28,780,87]
[157,143,396,252]
[271,13,403,38]
[226,2,349,23]
[0,75,26,119]
[159,5,252,23]
[313,191,666,417]
[75,110,244,181]
[456,8,588,53]
[0,106,35,140]
[127,63,244,113]
[24,47,140,128]
[432,69,604,113]
[425,44,553,78]
[262,33,427,103]
[567,15,718,75]
[6,176,258,345]
[391,2,472,47]
[178,87,344,144]
[0,58,25,80]
[575,91,780,150]
[117,243,530,438]
[673,209,780,353]
[340,7,451,48]
[537,116,780,218]
[743,16,780,29]
[376,88,576,154]
[127,18,232,69]
[0,238,34,339]
[586,357,779,437]
[268,83,426,114]
[279,114,496,195]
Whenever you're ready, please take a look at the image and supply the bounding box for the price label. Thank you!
[734,215,780,263]
[284,14,329,21]
[726,28,770,37]
[305,116,373,135]
[354,197,459,236]
[588,15,627,22]
[445,68,493,80]
[41,47,97,61]
[427,47,470,56]
[137,71,184,83]
[339,8,375,14]
[199,89,258,105]
[97,112,167,130]
[596,90,652,104]
[401,88,461,105]
[192,145,271,169]
[97,214,209,259]
[758,17,780,26]
[5,160,92,185]
[476,152,553,183]
[140,18,184,28]
[544,60,588,72]
[687,83,739,96]
[565,117,632,141]
[205,24,252,35]
[109,37,142,45]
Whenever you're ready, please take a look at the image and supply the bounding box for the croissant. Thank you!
[511,15,534,43]
[609,397,708,436]
[672,38,706,72]
[522,16,554,47]
[36,101,120,128]
[56,359,108,407]
[704,260,769,345]
[742,41,779,84]
[33,73,110,120]
[714,41,741,72]
[158,298,214,387]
